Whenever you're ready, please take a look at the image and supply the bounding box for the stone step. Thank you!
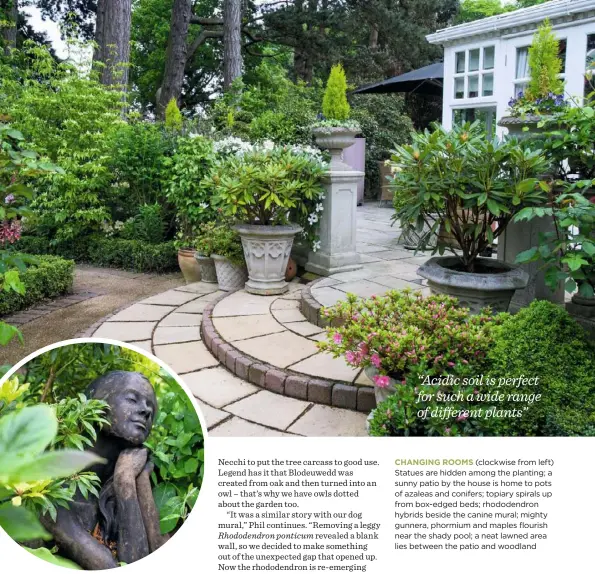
[201,287,376,413]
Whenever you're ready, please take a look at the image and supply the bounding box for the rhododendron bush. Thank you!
[318,290,501,386]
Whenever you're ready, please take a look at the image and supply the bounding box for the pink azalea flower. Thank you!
[359,342,369,356]
[333,332,343,344]
[373,375,391,388]
[345,351,356,364]
[447,361,455,367]
[444,427,451,435]
[457,412,469,422]
[370,354,382,368]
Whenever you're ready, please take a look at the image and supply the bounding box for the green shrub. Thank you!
[486,301,595,436]
[17,236,177,273]
[120,204,167,244]
[322,64,350,121]
[165,98,183,132]
[0,254,75,316]
[526,19,564,101]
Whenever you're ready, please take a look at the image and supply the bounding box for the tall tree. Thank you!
[93,0,132,87]
[156,0,193,118]
[223,0,242,89]
[0,0,18,54]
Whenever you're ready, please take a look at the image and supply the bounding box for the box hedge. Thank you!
[17,235,178,273]
[0,254,75,316]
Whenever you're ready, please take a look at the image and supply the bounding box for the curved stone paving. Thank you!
[90,281,369,437]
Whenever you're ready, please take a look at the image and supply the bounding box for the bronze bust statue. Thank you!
[41,371,168,569]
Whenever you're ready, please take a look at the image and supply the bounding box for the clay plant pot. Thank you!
[235,224,302,296]
[211,254,248,292]
[178,248,201,284]
[417,256,529,314]
[194,253,217,284]
[285,257,297,282]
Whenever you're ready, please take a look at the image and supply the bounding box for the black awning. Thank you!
[352,62,444,96]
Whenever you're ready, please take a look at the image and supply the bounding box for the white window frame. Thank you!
[453,44,496,101]
[513,38,567,98]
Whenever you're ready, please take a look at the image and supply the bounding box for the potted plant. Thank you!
[164,136,215,283]
[499,19,566,139]
[515,190,595,317]
[389,122,550,313]
[311,63,360,168]
[209,224,248,291]
[318,290,499,405]
[193,221,218,284]
[209,146,325,295]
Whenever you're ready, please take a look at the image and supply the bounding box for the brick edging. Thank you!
[300,277,328,328]
[200,290,376,413]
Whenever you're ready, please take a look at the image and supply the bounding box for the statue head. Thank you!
[86,371,156,445]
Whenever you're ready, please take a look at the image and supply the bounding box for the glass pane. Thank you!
[482,73,494,96]
[456,51,466,73]
[586,34,595,71]
[468,75,479,98]
[469,49,480,72]
[558,39,566,74]
[516,46,529,79]
[513,82,527,98]
[452,107,496,138]
[483,46,495,70]
[454,77,465,99]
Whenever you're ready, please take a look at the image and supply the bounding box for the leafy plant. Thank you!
[319,289,501,387]
[209,147,325,227]
[209,225,245,266]
[322,63,350,121]
[194,221,216,256]
[507,20,565,117]
[53,395,110,451]
[515,190,595,299]
[389,122,550,272]
[164,136,216,247]
[121,204,167,244]
[165,98,183,132]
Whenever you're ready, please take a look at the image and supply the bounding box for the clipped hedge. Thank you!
[17,235,178,273]
[0,254,75,316]
[486,301,595,437]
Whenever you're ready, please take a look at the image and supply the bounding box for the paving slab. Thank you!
[233,331,318,368]
[213,314,285,342]
[369,275,423,291]
[154,341,218,373]
[287,404,368,437]
[356,243,391,253]
[366,250,415,261]
[208,416,292,437]
[184,367,259,408]
[127,340,153,354]
[310,286,346,307]
[174,283,220,294]
[153,326,201,345]
[224,390,311,430]
[194,398,232,430]
[271,298,300,310]
[93,321,157,341]
[354,369,374,387]
[271,309,307,323]
[175,299,210,314]
[213,291,276,317]
[289,352,360,383]
[333,280,389,298]
[141,290,200,306]
[107,304,175,322]
[284,321,324,337]
[159,313,202,327]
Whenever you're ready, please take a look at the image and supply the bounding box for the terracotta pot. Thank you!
[178,249,201,284]
[285,257,297,282]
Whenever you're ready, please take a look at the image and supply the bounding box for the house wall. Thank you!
[441,19,595,137]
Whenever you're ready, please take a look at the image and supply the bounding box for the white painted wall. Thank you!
[441,19,595,137]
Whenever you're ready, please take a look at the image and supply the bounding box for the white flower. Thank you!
[320,194,326,200]
[315,203,324,212]
[312,240,321,252]
[200,202,209,209]
[307,213,318,225]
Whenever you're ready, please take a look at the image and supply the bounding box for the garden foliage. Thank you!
[322,64,350,122]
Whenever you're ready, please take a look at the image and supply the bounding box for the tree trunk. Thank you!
[93,0,132,88]
[368,24,379,49]
[223,0,242,90]
[157,0,192,119]
[1,0,18,55]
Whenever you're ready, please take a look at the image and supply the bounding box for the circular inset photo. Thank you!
[0,339,205,569]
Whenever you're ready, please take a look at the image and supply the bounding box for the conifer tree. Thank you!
[322,63,350,121]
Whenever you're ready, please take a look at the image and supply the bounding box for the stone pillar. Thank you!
[305,168,364,277]
[497,217,564,313]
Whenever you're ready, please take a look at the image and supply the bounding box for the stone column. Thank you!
[497,217,564,313]
[305,168,364,277]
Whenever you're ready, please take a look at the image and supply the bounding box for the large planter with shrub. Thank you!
[418,256,529,314]
[177,248,202,284]
[235,224,302,296]
[211,254,247,291]
[194,253,217,283]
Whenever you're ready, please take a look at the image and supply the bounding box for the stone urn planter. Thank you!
[177,248,201,284]
[566,291,595,320]
[363,366,399,406]
[194,252,217,284]
[211,254,248,292]
[417,256,529,314]
[235,224,302,296]
[312,126,358,169]
[498,115,551,141]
